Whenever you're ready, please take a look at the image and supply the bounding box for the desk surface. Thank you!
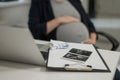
[0,49,120,80]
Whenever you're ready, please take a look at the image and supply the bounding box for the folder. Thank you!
[46,42,111,72]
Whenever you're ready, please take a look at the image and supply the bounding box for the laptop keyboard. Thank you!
[37,44,50,60]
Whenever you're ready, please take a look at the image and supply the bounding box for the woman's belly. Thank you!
[56,22,89,43]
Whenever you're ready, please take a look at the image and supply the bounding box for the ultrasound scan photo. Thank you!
[63,48,92,62]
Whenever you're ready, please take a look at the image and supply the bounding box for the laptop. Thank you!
[0,26,49,66]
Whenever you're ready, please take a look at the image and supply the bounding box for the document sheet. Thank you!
[47,43,107,70]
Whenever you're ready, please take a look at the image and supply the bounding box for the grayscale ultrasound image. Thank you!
[63,48,92,62]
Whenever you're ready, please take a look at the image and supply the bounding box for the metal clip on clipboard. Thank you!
[64,64,93,71]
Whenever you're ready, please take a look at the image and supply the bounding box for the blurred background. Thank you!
[0,0,120,51]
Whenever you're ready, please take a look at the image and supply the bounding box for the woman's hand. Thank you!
[81,38,96,44]
[55,0,65,2]
[57,16,80,24]
[81,33,97,44]
[47,16,80,34]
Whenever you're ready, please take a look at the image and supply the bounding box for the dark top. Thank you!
[28,0,96,41]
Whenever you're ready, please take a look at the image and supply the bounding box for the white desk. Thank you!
[0,49,120,80]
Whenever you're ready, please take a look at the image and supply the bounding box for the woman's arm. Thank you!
[77,0,97,44]
[29,0,80,39]
[81,32,96,44]
[47,16,80,34]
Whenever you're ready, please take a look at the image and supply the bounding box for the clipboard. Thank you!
[46,43,111,72]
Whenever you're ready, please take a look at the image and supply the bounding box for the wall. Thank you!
[96,0,120,18]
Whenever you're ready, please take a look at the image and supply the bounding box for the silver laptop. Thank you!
[0,26,49,66]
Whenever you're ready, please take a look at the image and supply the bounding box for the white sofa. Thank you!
[0,0,30,27]
[0,0,88,27]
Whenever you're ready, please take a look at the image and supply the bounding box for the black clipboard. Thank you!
[46,44,111,72]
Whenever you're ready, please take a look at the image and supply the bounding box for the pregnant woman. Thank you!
[28,0,97,44]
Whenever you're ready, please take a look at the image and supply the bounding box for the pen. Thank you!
[64,64,93,71]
